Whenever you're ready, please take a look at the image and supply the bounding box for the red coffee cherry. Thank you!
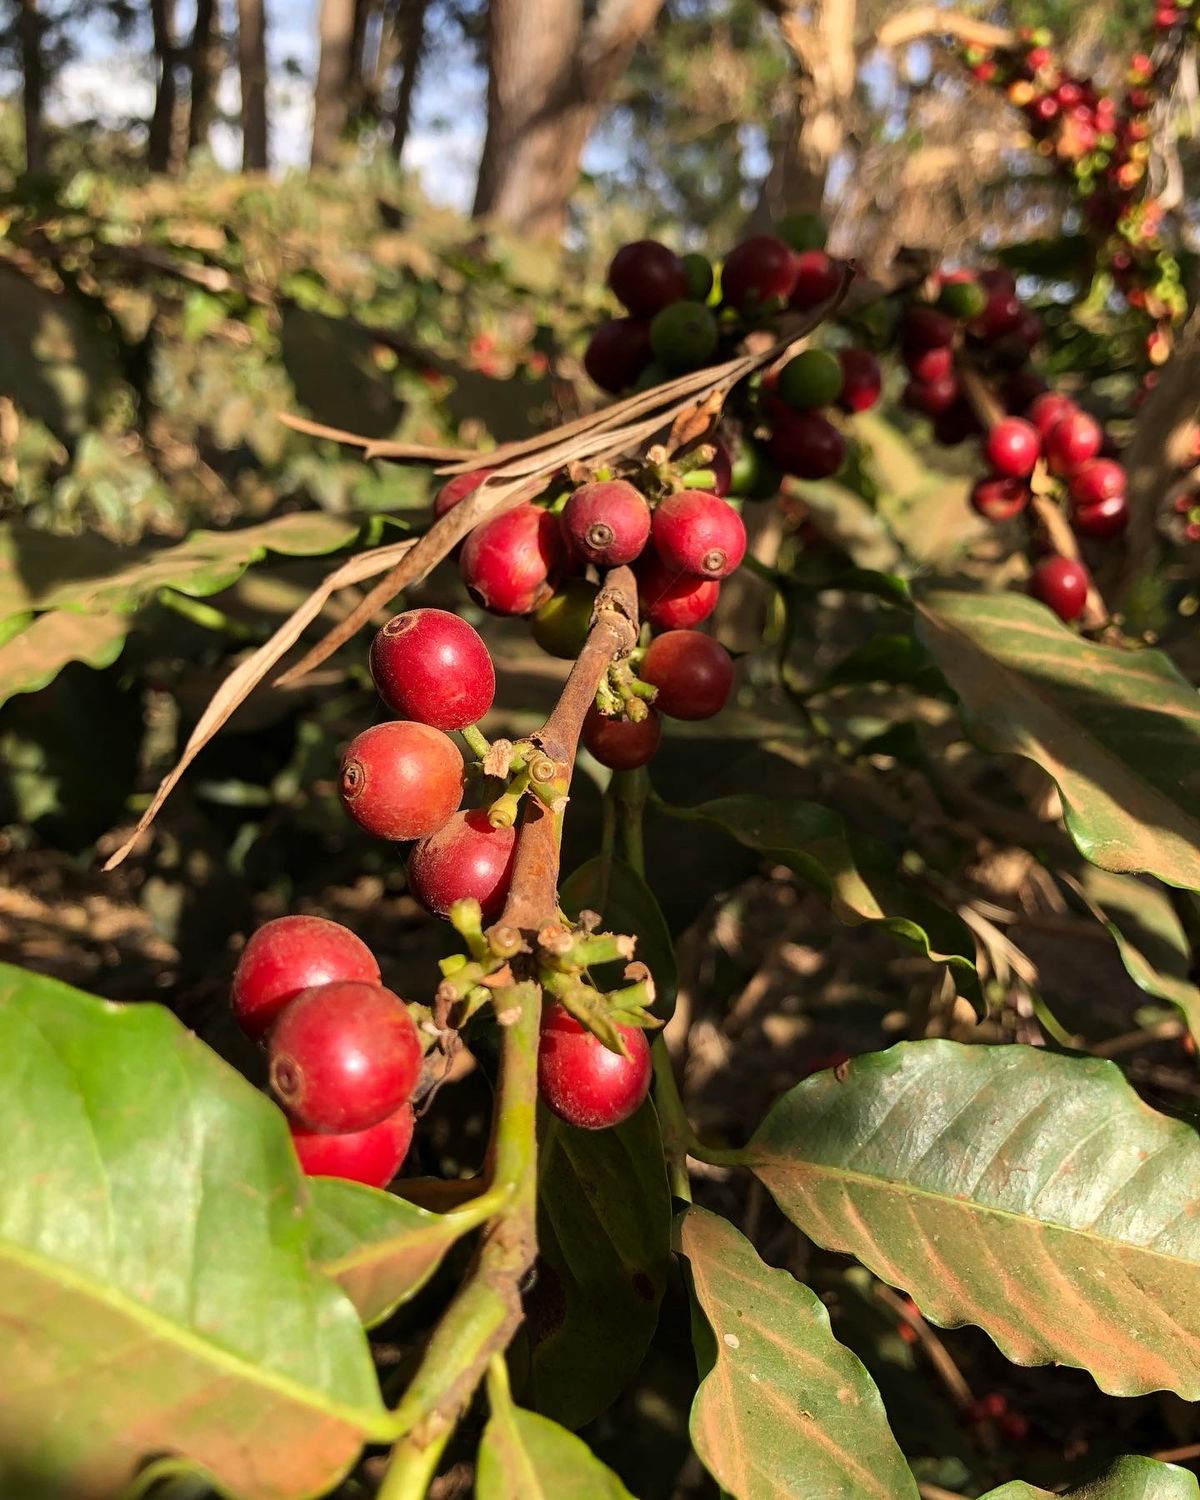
[1027,391,1075,436]
[902,305,957,350]
[974,289,1023,339]
[584,318,653,394]
[370,608,495,731]
[537,1003,653,1130]
[1044,410,1102,475]
[721,234,797,312]
[434,468,495,521]
[1004,370,1049,414]
[232,915,379,1041]
[460,503,564,616]
[903,376,960,416]
[985,417,1040,478]
[289,1103,415,1187]
[407,809,518,922]
[269,981,423,1132]
[582,705,663,770]
[561,480,651,567]
[978,267,1017,296]
[1030,555,1090,621]
[608,240,688,318]
[971,476,1031,523]
[837,349,882,413]
[1073,492,1129,539]
[932,399,982,447]
[651,492,747,579]
[636,551,721,629]
[1068,458,1125,507]
[339,721,464,841]
[902,343,954,384]
[639,630,734,720]
[767,409,846,479]
[789,249,842,309]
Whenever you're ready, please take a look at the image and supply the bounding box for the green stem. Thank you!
[611,766,649,877]
[652,1038,693,1202]
[376,1423,453,1500]
[461,724,492,760]
[489,767,531,829]
[157,588,257,639]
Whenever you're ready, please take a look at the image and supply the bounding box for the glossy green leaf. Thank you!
[0,962,389,1499]
[749,1040,1200,1398]
[982,1455,1199,1499]
[477,1400,635,1499]
[915,588,1200,891]
[522,1103,671,1428]
[310,1179,485,1327]
[560,854,678,1022]
[678,1206,918,1500]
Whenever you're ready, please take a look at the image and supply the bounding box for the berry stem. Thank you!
[460,723,492,761]
[612,766,650,877]
[376,1424,453,1500]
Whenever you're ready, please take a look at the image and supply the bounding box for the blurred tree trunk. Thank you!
[17,0,46,175]
[187,0,221,153]
[237,0,270,170]
[389,0,428,160]
[472,0,664,242]
[347,0,377,124]
[311,0,357,167]
[148,0,179,173]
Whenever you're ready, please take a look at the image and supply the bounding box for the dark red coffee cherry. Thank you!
[407,809,518,922]
[978,267,1017,296]
[789,250,841,309]
[289,1102,415,1187]
[974,289,1023,340]
[232,915,379,1041]
[561,480,651,566]
[582,704,663,770]
[1073,492,1129,539]
[639,630,734,720]
[1030,555,1090,621]
[1004,370,1049,414]
[932,400,982,447]
[767,409,846,479]
[1069,458,1126,507]
[584,318,652,394]
[902,305,957,350]
[1045,410,1102,475]
[608,240,688,318]
[777,349,844,411]
[339,721,464,840]
[370,608,495,731]
[532,577,599,660]
[985,418,1040,478]
[269,981,423,1132]
[636,551,721,629]
[837,349,882,413]
[434,467,495,521]
[903,342,954,383]
[652,492,747,579]
[1028,391,1075,437]
[537,1003,653,1130]
[971,475,1030,523]
[903,376,960,416]
[722,234,796,312]
[460,503,564,616]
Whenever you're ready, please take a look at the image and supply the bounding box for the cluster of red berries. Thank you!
[231,915,422,1187]
[963,1390,1030,1446]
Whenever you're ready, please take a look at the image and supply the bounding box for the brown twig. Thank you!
[1153,1442,1200,1464]
[873,7,1014,53]
[873,1282,975,1413]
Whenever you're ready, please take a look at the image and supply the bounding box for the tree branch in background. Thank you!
[237,0,270,171]
[311,0,358,168]
[873,7,1015,53]
[186,0,221,155]
[389,0,430,161]
[18,0,46,176]
[148,0,180,174]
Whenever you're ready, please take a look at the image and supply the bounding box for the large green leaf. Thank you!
[520,1103,671,1428]
[914,589,1200,891]
[677,1206,918,1500]
[560,854,678,1022]
[748,1040,1200,1398]
[476,1400,635,1499]
[0,962,389,1499]
[0,607,129,703]
[310,1178,484,1327]
[982,1456,1199,1499]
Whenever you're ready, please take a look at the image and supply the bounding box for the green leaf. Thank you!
[522,1103,671,1428]
[677,1206,919,1500]
[560,855,678,1022]
[981,1455,1199,1499]
[0,608,128,704]
[0,962,388,1498]
[477,1401,635,1499]
[749,1040,1200,1399]
[310,1178,485,1327]
[914,588,1200,892]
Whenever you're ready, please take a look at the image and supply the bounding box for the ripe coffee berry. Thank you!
[777,349,844,411]
[974,289,1023,339]
[584,318,652,394]
[971,475,1030,523]
[532,577,599,660]
[1045,411,1102,475]
[269,981,423,1132]
[608,240,687,318]
[434,467,495,520]
[1028,391,1075,436]
[1073,492,1129,539]
[722,234,796,312]
[902,305,957,350]
[340,721,464,841]
[904,376,960,416]
[407,808,518,922]
[636,551,721,628]
[582,704,663,770]
[1030,555,1090,621]
[460,503,564,616]
[537,1003,653,1130]
[837,349,882,413]
[650,300,719,372]
[652,492,746,579]
[232,915,379,1040]
[370,609,494,731]
[561,480,651,566]
[902,342,954,384]
[1068,458,1125,507]
[767,409,846,479]
[289,1103,414,1187]
[985,418,1040,478]
[789,250,841,309]
[640,631,734,720]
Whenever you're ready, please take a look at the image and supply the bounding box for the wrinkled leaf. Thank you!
[477,1399,635,1499]
[982,1455,1199,1499]
[0,963,388,1499]
[915,589,1200,891]
[0,608,128,707]
[560,855,678,1022]
[678,1206,918,1500]
[750,1040,1200,1398]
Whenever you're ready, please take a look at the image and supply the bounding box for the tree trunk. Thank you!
[389,0,429,161]
[187,0,221,153]
[148,0,179,173]
[237,0,270,171]
[311,0,358,167]
[17,0,45,175]
[472,0,664,242]
[347,0,378,123]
